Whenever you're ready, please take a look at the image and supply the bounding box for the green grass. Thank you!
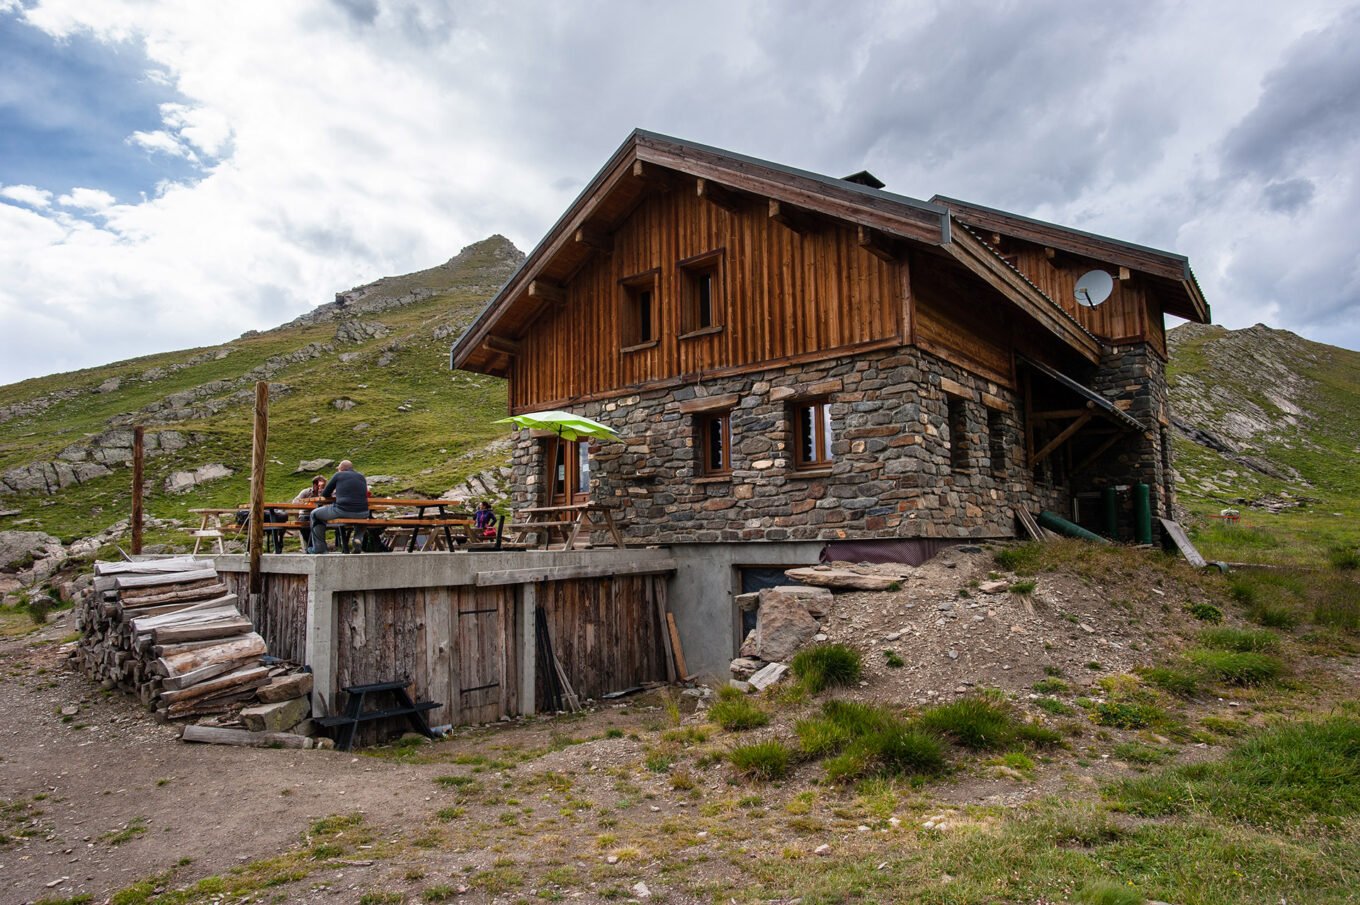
[707,685,770,731]
[1198,626,1279,652]
[916,696,1059,751]
[1108,715,1360,828]
[1185,649,1287,685]
[727,740,793,781]
[796,700,948,783]
[789,643,862,693]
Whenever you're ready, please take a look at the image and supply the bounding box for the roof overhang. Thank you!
[932,195,1210,324]
[1019,355,1146,432]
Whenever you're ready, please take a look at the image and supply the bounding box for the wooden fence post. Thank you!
[248,382,269,600]
[131,426,144,556]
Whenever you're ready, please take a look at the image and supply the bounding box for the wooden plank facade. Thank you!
[221,571,308,664]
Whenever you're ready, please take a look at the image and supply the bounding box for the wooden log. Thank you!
[95,558,209,576]
[667,612,689,680]
[119,580,228,605]
[160,656,263,691]
[151,618,253,645]
[130,603,241,633]
[156,633,266,677]
[158,664,269,705]
[154,636,250,658]
[181,724,319,749]
[114,568,219,590]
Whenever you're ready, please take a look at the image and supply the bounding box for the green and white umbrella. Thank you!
[494,409,620,442]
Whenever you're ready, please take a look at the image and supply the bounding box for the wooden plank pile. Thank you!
[72,558,304,727]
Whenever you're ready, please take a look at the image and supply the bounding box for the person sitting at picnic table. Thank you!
[292,474,328,549]
[308,460,369,554]
[473,501,497,538]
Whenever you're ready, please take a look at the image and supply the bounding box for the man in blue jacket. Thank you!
[308,460,370,554]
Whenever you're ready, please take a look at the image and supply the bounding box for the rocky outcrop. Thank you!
[334,320,390,344]
[1,430,206,496]
[165,464,233,493]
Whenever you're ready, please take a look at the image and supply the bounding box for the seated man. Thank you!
[308,460,370,554]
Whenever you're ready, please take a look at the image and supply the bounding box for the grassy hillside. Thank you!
[1168,323,1360,564]
[0,236,522,548]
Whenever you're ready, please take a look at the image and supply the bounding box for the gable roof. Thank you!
[451,130,1207,375]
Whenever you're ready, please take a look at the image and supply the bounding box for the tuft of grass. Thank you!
[1327,544,1359,570]
[1199,626,1279,652]
[1009,579,1037,595]
[728,740,793,781]
[1034,697,1072,716]
[1075,881,1144,905]
[1186,649,1287,686]
[800,700,948,783]
[1091,700,1167,730]
[1032,678,1068,694]
[790,644,863,693]
[1139,665,1201,698]
[916,697,1057,751]
[707,685,770,731]
[882,650,905,668]
[1185,602,1223,622]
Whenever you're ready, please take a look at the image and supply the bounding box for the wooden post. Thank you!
[247,381,269,600]
[131,426,144,556]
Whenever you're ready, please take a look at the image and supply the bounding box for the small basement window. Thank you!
[696,411,732,476]
[679,250,723,336]
[792,399,833,469]
[620,270,660,350]
[946,394,969,472]
[987,409,1006,477]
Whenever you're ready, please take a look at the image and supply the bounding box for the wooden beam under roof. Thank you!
[485,335,520,356]
[696,178,744,214]
[857,225,903,263]
[527,279,566,306]
[574,226,612,254]
[769,199,816,235]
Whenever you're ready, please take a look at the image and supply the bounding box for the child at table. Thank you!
[292,474,327,549]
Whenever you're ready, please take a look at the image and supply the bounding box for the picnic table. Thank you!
[508,503,626,550]
[186,508,239,554]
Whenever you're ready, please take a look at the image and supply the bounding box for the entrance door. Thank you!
[545,438,591,505]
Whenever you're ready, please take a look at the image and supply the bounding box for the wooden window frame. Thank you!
[620,269,660,353]
[695,410,733,477]
[678,249,724,339]
[544,437,591,505]
[791,398,834,471]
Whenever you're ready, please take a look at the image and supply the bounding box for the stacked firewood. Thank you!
[73,558,273,722]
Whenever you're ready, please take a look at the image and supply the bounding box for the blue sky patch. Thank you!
[0,11,202,203]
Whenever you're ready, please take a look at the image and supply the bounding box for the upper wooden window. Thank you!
[620,269,660,351]
[696,411,732,476]
[792,399,833,469]
[679,250,723,336]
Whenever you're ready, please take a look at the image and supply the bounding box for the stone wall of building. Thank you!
[1084,342,1175,534]
[510,347,1047,544]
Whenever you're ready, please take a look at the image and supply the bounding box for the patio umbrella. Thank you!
[494,409,621,442]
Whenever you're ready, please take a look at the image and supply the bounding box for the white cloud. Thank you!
[57,187,117,211]
[0,184,54,208]
[1,0,1358,386]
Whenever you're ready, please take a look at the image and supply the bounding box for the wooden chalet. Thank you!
[452,130,1210,550]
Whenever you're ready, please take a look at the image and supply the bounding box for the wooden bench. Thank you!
[315,679,441,751]
[325,517,474,553]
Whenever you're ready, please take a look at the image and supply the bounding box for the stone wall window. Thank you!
[679,250,723,336]
[620,269,660,351]
[696,411,732,476]
[987,409,1006,477]
[946,394,969,472]
[792,399,833,470]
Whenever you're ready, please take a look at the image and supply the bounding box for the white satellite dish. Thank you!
[1074,270,1114,308]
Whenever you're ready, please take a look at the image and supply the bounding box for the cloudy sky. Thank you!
[1,0,1357,386]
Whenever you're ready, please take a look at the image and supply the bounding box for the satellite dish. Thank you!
[1074,270,1114,308]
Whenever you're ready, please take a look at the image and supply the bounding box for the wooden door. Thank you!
[546,438,591,505]
[456,596,503,724]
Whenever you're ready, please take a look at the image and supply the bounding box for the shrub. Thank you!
[1186,602,1223,623]
[1186,649,1286,686]
[790,644,863,693]
[728,741,792,781]
[707,686,769,731]
[1199,627,1279,652]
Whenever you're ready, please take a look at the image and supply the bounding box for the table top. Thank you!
[519,503,594,514]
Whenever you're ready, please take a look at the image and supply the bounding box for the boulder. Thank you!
[728,657,764,680]
[784,564,908,591]
[751,587,821,661]
[0,530,62,572]
[164,463,233,493]
[294,458,335,474]
[240,695,311,733]
[978,580,1010,594]
[748,662,789,691]
[762,584,833,619]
